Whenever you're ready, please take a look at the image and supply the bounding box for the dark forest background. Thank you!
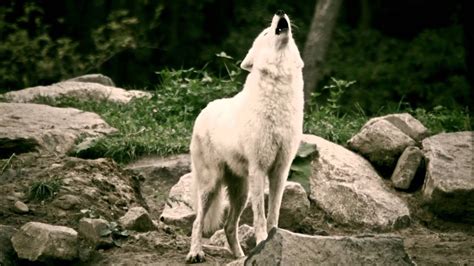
[0,0,472,114]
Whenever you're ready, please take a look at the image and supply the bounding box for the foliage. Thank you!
[0,2,155,90]
[323,26,469,113]
[305,77,366,144]
[410,105,471,134]
[100,221,129,247]
[289,142,318,193]
[0,153,16,176]
[28,176,63,201]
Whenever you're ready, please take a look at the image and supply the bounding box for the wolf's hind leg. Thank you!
[186,165,222,263]
[224,171,248,258]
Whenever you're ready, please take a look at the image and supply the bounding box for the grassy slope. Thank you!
[28,69,471,164]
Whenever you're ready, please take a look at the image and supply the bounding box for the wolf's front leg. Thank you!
[267,155,292,231]
[249,167,268,244]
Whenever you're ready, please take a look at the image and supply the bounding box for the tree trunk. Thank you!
[302,0,343,105]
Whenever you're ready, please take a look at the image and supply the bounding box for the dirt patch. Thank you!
[1,153,472,265]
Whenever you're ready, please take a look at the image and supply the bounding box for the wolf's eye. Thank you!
[263,32,268,36]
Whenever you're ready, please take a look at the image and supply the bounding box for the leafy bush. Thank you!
[0,2,143,90]
[323,26,469,113]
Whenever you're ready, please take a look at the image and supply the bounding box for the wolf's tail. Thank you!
[191,172,227,234]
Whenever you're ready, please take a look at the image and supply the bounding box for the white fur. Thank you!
[186,13,304,263]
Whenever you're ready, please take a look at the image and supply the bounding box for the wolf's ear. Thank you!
[240,47,254,72]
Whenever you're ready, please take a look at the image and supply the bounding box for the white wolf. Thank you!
[186,10,304,263]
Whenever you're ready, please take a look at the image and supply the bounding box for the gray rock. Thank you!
[126,154,191,219]
[160,174,310,234]
[67,73,115,87]
[347,119,416,170]
[391,146,424,189]
[422,131,474,222]
[304,134,411,231]
[210,224,256,254]
[365,113,429,142]
[11,222,78,261]
[78,218,113,248]
[0,225,18,266]
[118,206,156,232]
[12,201,29,213]
[241,228,414,265]
[240,181,310,230]
[160,173,195,233]
[0,103,116,155]
[3,81,151,104]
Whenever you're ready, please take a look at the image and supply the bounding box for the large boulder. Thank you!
[236,228,414,265]
[11,222,78,262]
[422,131,474,222]
[304,134,411,231]
[347,119,416,170]
[0,103,116,156]
[3,80,151,104]
[118,206,156,232]
[364,113,429,142]
[160,173,310,233]
[347,113,427,171]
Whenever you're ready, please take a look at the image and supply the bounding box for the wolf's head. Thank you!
[240,10,304,73]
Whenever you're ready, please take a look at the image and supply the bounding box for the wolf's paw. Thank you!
[186,250,206,263]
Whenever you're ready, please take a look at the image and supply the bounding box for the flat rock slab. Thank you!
[126,154,191,180]
[422,131,474,222]
[3,81,151,104]
[238,228,414,265]
[67,73,115,87]
[11,222,78,262]
[304,134,411,231]
[0,103,116,155]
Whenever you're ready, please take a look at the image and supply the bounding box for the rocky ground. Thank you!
[1,76,472,265]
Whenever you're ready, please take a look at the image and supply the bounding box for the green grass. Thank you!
[28,176,63,201]
[30,68,471,164]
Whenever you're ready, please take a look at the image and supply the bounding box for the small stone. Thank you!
[78,218,113,248]
[13,201,29,213]
[118,206,156,232]
[391,146,423,189]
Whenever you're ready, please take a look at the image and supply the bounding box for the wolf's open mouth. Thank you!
[276,17,289,35]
